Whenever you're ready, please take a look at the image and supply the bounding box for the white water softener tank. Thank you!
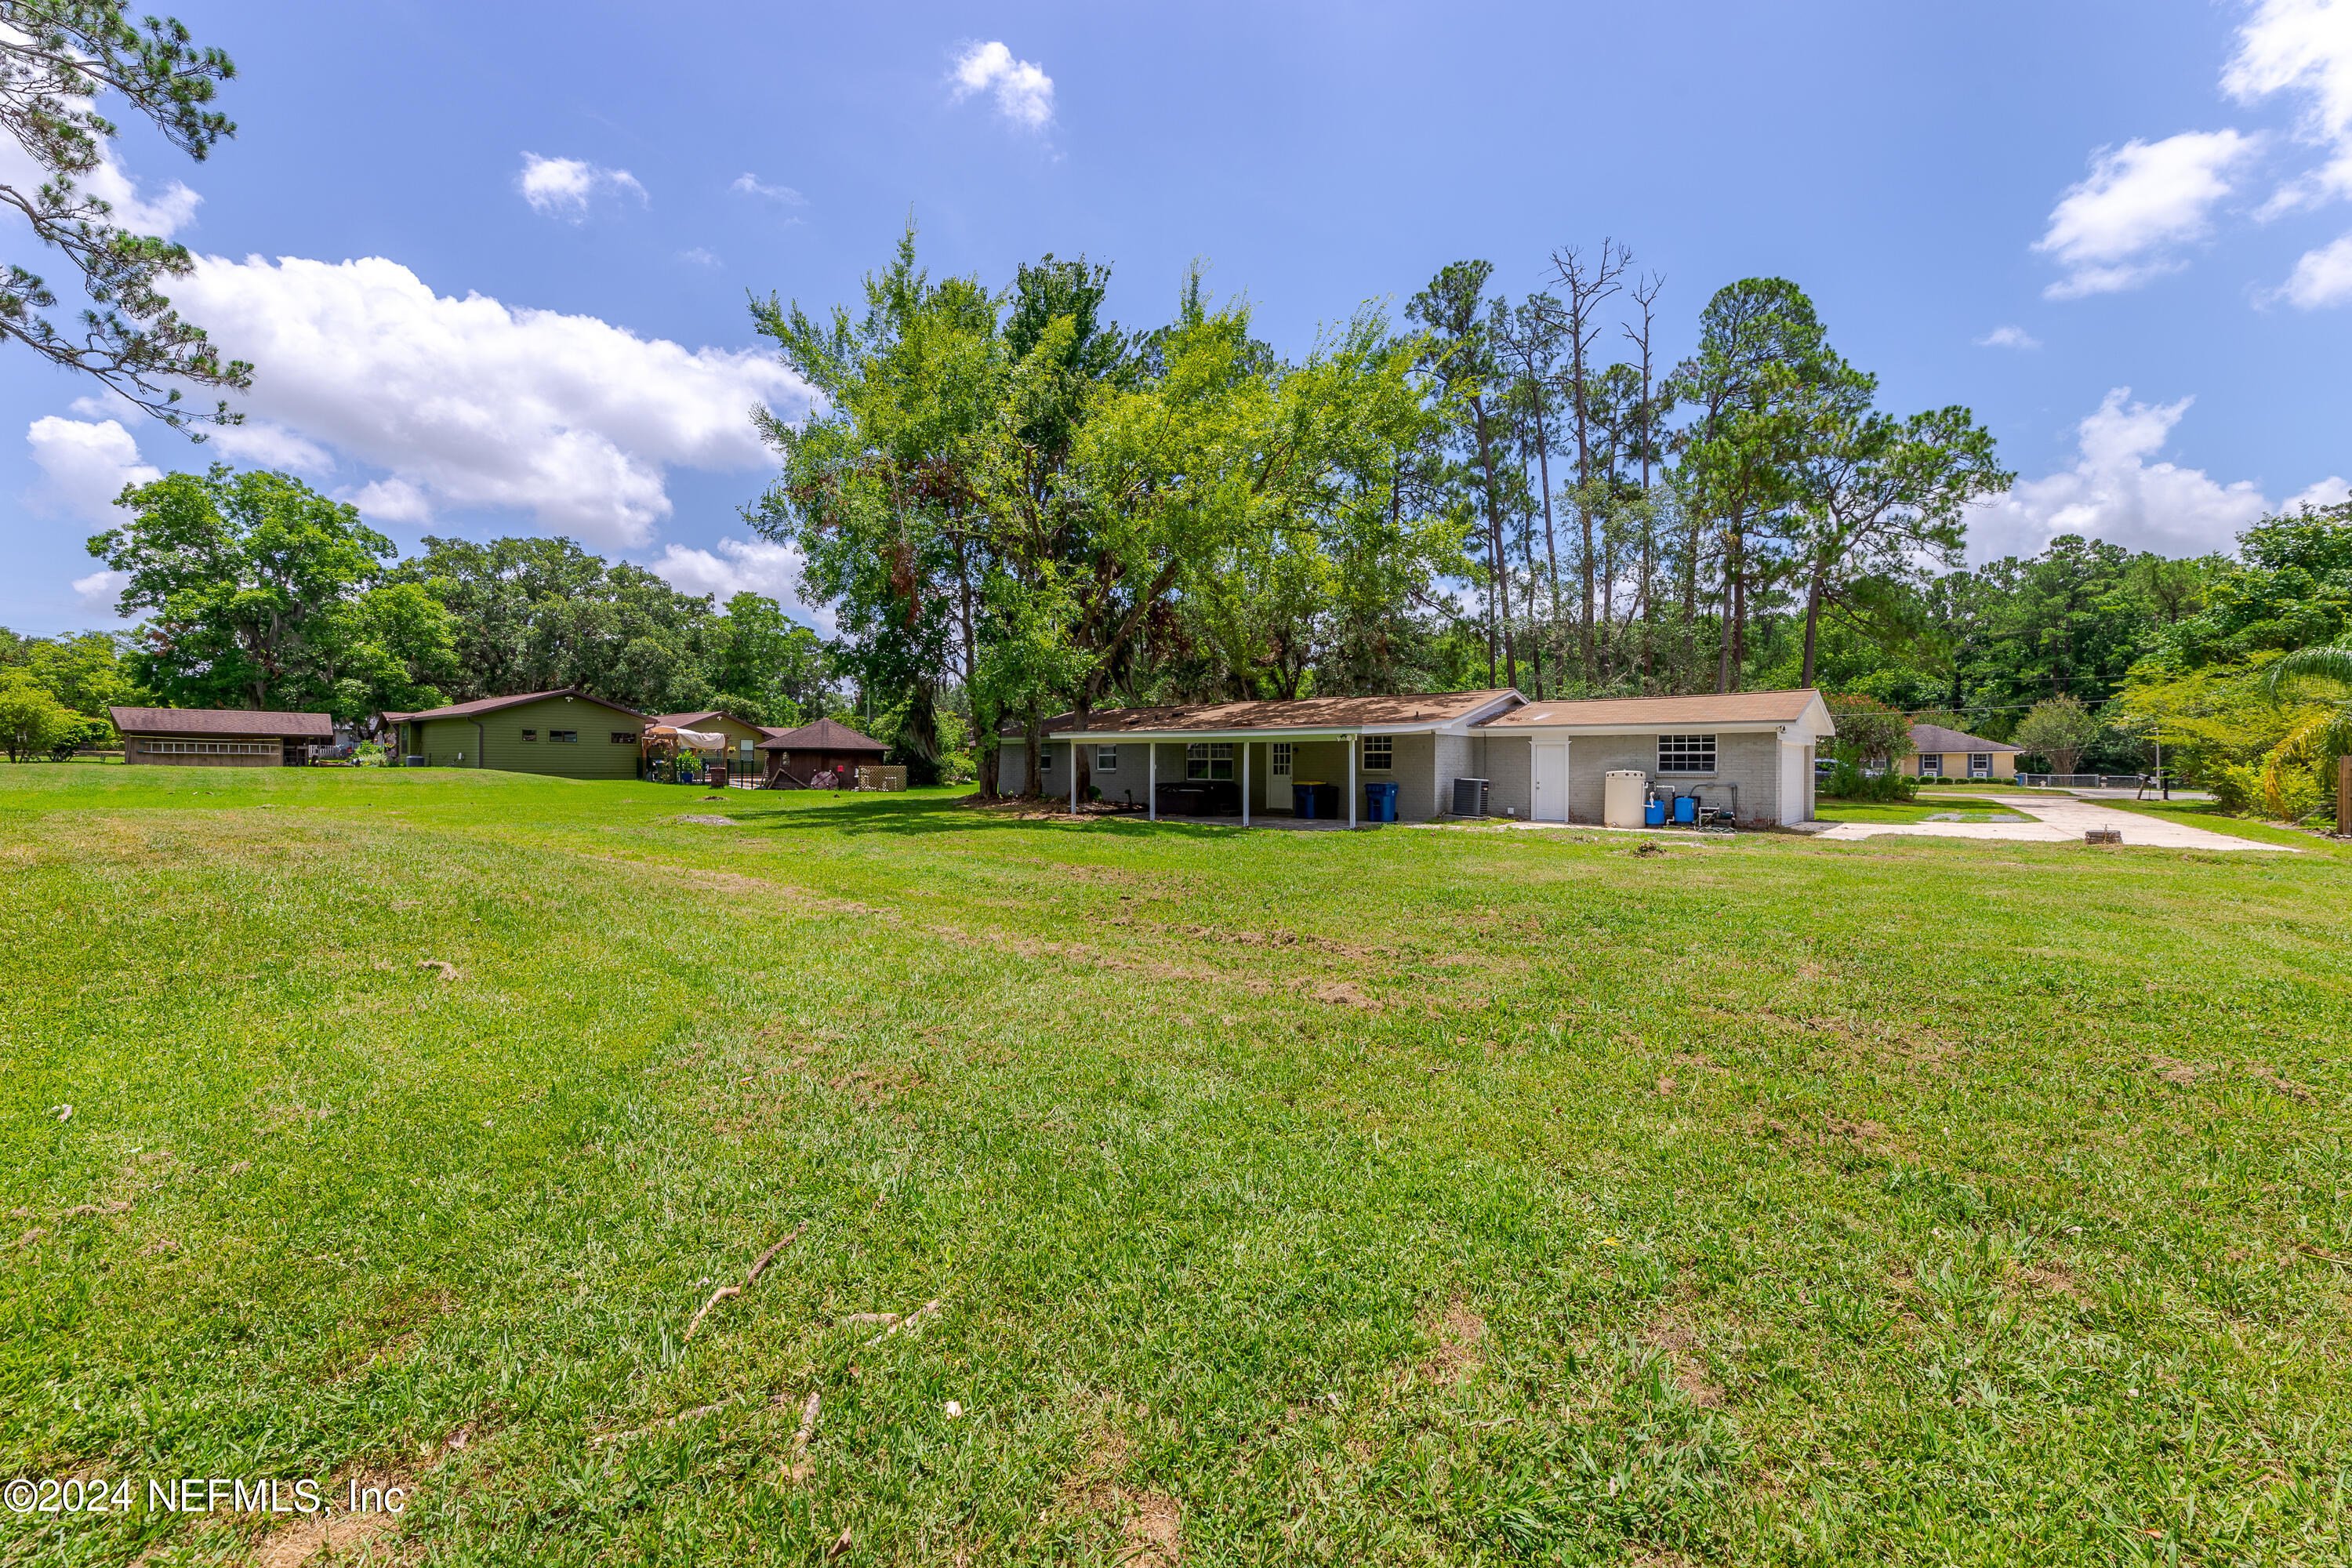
[1603,769,1649,829]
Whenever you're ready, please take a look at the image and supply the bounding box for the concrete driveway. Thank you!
[1814,794,2293,851]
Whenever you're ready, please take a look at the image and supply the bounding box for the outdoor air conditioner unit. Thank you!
[1452,777,1490,816]
[402,756,424,768]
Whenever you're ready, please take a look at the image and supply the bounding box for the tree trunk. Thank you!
[1472,397,1515,690]
[1799,561,1826,688]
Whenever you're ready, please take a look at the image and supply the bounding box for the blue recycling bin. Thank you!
[1645,797,1666,827]
[1672,795,1698,826]
[1365,780,1398,822]
[1294,782,1326,819]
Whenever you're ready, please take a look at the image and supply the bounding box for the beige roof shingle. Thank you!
[1478,689,1826,728]
[1009,689,1519,736]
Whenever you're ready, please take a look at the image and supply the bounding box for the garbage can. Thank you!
[1365,780,1398,822]
[1603,769,1649,828]
[1294,781,1326,819]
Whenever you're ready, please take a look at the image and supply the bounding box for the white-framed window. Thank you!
[138,739,274,756]
[1270,742,1293,776]
[1657,734,1715,774]
[1918,753,1943,778]
[1362,735,1393,771]
[1186,742,1233,780]
[1095,746,1118,771]
[1968,753,1991,777]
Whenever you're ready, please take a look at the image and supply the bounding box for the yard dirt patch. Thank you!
[1417,1298,1486,1385]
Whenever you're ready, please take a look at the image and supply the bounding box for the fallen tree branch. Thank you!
[684,1223,808,1342]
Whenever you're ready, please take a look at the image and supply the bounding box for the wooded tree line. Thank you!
[9,466,844,735]
[747,231,2017,792]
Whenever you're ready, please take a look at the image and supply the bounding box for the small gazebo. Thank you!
[757,717,887,788]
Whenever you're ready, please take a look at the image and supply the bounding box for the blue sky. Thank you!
[7,0,2352,636]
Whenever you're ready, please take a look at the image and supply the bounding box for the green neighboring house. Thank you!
[385,689,647,779]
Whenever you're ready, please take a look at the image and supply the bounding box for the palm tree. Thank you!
[2266,644,2352,756]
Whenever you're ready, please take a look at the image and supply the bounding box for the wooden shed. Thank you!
[757,717,888,787]
[111,706,332,767]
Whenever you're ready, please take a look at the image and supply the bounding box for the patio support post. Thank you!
[1148,742,1156,822]
[1243,740,1250,828]
[1348,731,1358,829]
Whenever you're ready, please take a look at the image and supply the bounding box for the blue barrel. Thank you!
[1365,780,1399,822]
[1294,782,1323,819]
[1645,797,1666,826]
[1673,795,1697,826]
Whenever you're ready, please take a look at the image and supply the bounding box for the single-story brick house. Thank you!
[1000,687,1835,828]
[649,710,771,779]
[757,716,889,786]
[384,689,646,777]
[1901,724,2020,782]
[111,706,333,767]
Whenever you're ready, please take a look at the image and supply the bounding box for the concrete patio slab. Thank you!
[1817,794,2292,851]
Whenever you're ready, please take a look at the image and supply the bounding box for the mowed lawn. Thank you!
[1,768,2347,1566]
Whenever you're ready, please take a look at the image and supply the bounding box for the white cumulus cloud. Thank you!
[168,253,814,547]
[1967,388,2339,561]
[516,153,647,220]
[949,41,1056,132]
[2034,131,2259,298]
[730,172,806,204]
[648,535,834,633]
[0,99,201,241]
[1975,325,2042,349]
[24,416,160,523]
[72,569,130,617]
[2275,227,2352,303]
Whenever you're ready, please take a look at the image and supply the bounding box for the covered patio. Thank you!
[1014,690,1523,829]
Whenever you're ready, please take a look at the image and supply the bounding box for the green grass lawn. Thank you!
[1810,794,2024,824]
[2,765,2349,1565]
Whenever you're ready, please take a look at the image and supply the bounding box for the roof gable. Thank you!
[757,716,887,752]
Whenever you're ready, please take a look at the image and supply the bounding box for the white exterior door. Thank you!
[1780,740,1806,825]
[1269,742,1294,811]
[1532,742,1569,822]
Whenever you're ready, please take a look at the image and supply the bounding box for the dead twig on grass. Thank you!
[784,1390,821,1483]
[683,1223,806,1342]
[590,1398,737,1446]
[2298,1243,2352,1269]
[867,1298,940,1347]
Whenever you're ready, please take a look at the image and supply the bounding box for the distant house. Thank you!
[649,710,771,779]
[384,689,646,778]
[757,717,888,786]
[1903,723,2020,782]
[111,706,332,768]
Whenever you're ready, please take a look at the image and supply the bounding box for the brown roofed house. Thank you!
[757,716,888,788]
[111,706,333,768]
